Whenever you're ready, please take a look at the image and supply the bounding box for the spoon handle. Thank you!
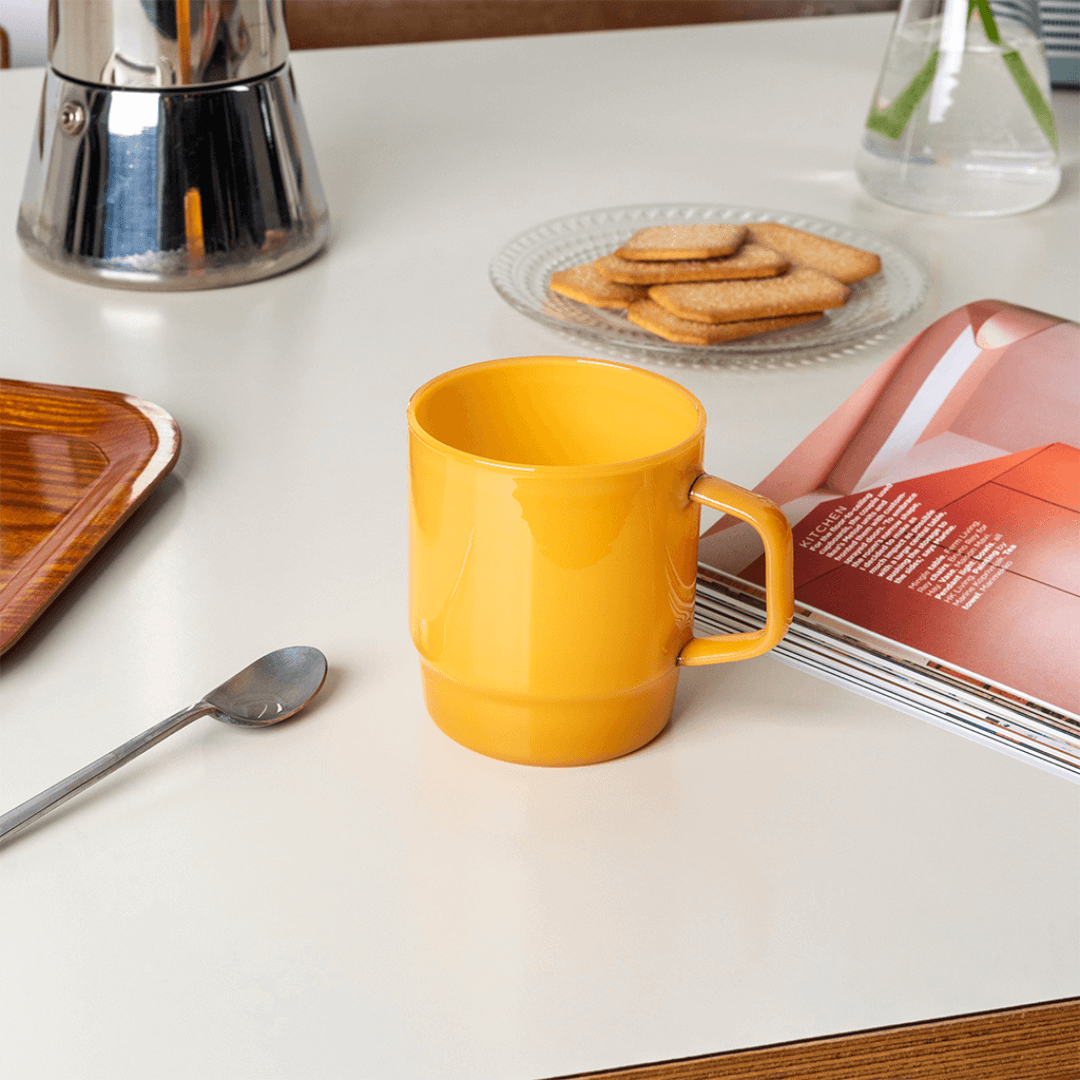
[0,702,215,842]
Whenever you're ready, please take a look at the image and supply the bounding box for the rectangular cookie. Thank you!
[594,242,788,284]
[548,263,648,308]
[628,299,822,344]
[748,222,880,284]
[614,223,747,261]
[649,267,850,324]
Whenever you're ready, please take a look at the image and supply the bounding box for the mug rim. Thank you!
[407,355,707,475]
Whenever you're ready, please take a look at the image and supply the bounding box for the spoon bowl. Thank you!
[209,645,328,725]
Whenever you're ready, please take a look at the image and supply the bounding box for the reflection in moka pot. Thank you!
[18,0,329,289]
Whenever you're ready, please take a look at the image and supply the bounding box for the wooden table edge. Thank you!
[546,997,1080,1080]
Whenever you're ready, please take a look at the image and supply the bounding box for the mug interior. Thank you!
[411,357,704,467]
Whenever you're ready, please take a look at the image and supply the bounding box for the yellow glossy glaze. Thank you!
[407,357,793,766]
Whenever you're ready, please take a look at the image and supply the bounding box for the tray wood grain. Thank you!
[0,379,180,653]
[549,998,1079,1080]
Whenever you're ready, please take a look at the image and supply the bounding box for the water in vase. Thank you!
[856,5,1060,216]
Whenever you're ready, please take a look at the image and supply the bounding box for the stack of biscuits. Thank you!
[548,222,881,345]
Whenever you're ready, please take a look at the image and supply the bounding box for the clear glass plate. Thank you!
[489,203,929,369]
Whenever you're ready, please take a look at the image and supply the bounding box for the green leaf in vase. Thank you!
[1001,50,1058,148]
[866,50,939,139]
[970,0,1057,150]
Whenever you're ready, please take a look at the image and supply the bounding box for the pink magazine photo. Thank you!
[696,300,1079,779]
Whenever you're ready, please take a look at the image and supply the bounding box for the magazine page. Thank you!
[698,300,1079,721]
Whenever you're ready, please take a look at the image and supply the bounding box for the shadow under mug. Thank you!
[407,357,793,766]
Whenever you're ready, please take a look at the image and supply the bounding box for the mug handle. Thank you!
[678,474,794,666]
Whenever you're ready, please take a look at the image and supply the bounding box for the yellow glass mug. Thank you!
[407,357,793,766]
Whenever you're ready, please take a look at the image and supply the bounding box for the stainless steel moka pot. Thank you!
[18,0,329,289]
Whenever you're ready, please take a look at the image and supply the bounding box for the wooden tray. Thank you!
[0,379,181,654]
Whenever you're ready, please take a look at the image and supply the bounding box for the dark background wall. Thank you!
[282,0,899,49]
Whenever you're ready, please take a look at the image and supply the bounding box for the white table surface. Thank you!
[1,13,1077,1080]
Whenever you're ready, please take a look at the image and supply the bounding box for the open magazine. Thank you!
[697,300,1079,781]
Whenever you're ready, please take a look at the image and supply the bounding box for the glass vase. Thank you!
[856,0,1060,215]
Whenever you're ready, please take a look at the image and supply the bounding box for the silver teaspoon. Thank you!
[0,646,327,842]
